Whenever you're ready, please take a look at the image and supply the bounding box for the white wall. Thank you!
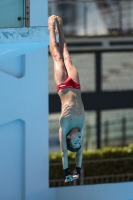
[53,182,133,200]
[30,0,47,26]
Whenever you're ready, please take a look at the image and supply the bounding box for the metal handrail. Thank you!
[48,0,133,37]
[50,156,133,166]
[50,173,133,186]
[50,157,133,186]
[84,173,133,180]
[48,0,131,3]
[49,1,101,3]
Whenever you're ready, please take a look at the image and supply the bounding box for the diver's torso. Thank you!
[58,88,85,135]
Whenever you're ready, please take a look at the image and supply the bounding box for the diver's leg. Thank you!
[48,15,68,85]
[56,16,80,84]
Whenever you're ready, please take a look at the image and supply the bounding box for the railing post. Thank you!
[80,163,84,185]
[84,3,88,35]
[85,125,90,150]
[119,0,122,34]
[122,117,126,146]
[104,121,109,146]
[95,52,102,149]
[97,110,101,149]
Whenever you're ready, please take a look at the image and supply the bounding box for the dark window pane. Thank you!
[101,109,133,147]
[102,52,133,91]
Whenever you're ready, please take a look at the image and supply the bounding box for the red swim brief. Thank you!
[56,77,81,91]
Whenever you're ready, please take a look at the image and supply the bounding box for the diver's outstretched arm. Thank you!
[59,128,78,182]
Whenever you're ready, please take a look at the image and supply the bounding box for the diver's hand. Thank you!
[72,167,81,180]
[65,175,76,183]
[72,174,79,180]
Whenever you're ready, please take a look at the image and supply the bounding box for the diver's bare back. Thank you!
[58,88,85,134]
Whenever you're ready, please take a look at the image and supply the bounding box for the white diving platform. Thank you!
[0,27,49,63]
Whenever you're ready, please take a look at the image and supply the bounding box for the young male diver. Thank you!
[48,15,85,182]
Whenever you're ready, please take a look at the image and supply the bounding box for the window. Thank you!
[0,0,29,28]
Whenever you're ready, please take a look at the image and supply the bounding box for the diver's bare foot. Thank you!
[48,15,56,30]
[55,16,64,36]
[56,16,63,27]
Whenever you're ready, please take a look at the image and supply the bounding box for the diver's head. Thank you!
[66,128,82,152]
